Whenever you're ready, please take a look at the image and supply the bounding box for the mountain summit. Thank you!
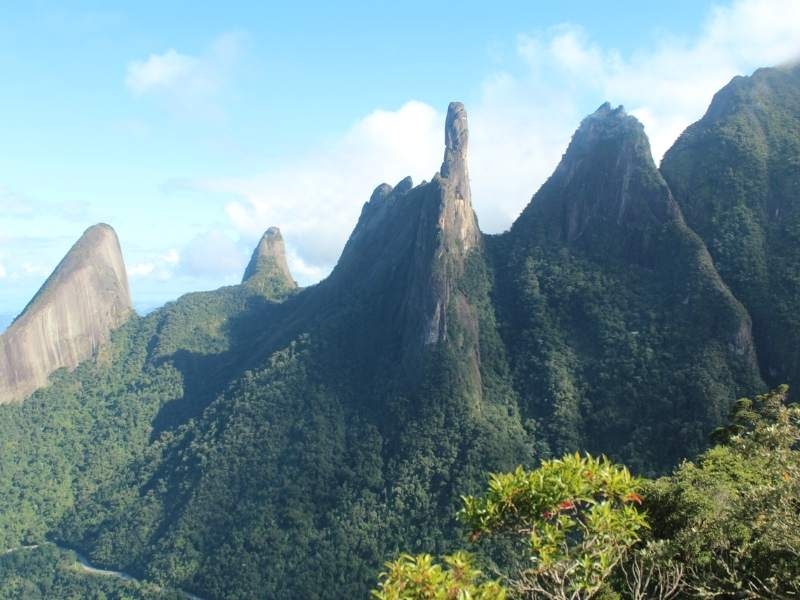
[514,102,681,260]
[494,102,761,468]
[242,227,297,299]
[441,101,471,203]
[321,101,485,385]
[0,223,132,404]
[662,64,800,393]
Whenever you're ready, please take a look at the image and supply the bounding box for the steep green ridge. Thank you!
[109,103,530,599]
[0,281,281,550]
[490,103,763,473]
[661,65,800,395]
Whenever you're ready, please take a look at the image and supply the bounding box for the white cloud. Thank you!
[178,230,245,278]
[126,49,199,95]
[128,262,155,277]
[161,249,180,265]
[285,248,327,284]
[21,262,50,278]
[193,100,442,281]
[184,0,800,288]
[127,248,181,280]
[124,31,247,117]
[0,262,6,279]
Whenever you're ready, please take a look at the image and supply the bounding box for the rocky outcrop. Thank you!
[422,102,481,344]
[242,227,298,299]
[0,224,132,404]
[514,103,682,260]
[319,102,485,389]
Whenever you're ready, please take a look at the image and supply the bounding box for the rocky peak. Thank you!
[441,102,470,199]
[0,223,132,404]
[319,103,486,392]
[369,183,394,204]
[515,102,681,251]
[565,103,647,167]
[242,227,297,299]
[438,101,481,253]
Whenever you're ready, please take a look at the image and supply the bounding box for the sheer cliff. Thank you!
[0,224,132,404]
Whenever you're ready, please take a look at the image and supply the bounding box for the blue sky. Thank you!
[1,0,799,320]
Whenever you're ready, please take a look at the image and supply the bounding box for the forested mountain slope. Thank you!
[0,103,533,599]
[489,102,763,472]
[662,64,800,396]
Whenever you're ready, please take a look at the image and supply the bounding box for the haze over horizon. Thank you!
[2,0,799,319]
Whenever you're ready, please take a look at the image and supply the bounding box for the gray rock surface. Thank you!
[425,101,481,343]
[241,227,298,299]
[0,224,132,404]
[324,102,484,392]
[531,103,682,246]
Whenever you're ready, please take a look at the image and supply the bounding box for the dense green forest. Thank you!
[0,544,183,599]
[0,65,798,598]
[662,67,800,398]
[373,385,800,598]
[490,102,762,473]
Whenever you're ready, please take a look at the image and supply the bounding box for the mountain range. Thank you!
[0,64,798,599]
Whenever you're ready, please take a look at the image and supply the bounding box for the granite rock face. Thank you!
[515,103,682,259]
[242,227,298,299]
[321,102,484,388]
[0,223,132,404]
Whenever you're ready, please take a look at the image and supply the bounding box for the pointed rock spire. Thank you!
[313,102,487,395]
[242,227,298,299]
[0,223,132,404]
[437,101,481,255]
[422,101,481,348]
[441,101,471,203]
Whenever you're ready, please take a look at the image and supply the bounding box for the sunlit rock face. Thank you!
[0,223,132,404]
[242,226,298,299]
